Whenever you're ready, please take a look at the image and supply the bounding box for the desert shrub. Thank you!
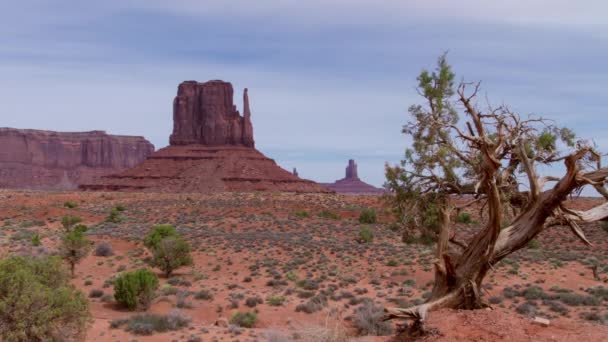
[318,210,340,220]
[295,210,310,218]
[353,301,393,336]
[111,310,190,335]
[358,208,377,224]
[113,269,159,310]
[295,294,327,314]
[503,287,518,299]
[543,300,569,315]
[0,256,90,341]
[89,289,104,298]
[586,286,608,301]
[150,236,193,277]
[267,295,286,306]
[95,242,114,257]
[297,279,319,290]
[114,205,126,212]
[456,212,472,224]
[31,233,41,246]
[522,286,548,300]
[556,292,601,306]
[245,296,263,307]
[144,224,178,250]
[386,259,398,267]
[61,215,82,231]
[59,229,91,276]
[357,226,374,243]
[528,239,541,249]
[489,296,503,304]
[230,311,258,328]
[176,290,193,308]
[515,301,537,317]
[106,208,123,223]
[194,289,213,301]
[63,201,78,209]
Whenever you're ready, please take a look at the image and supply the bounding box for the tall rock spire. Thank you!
[242,88,254,147]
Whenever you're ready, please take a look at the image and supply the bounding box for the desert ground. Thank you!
[1,190,607,341]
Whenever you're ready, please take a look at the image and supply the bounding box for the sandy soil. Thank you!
[0,190,607,341]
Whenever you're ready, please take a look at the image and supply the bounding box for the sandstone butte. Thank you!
[80,80,331,193]
[322,159,384,194]
[0,128,154,190]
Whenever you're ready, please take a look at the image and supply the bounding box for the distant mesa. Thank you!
[322,159,384,194]
[0,128,154,190]
[81,80,330,193]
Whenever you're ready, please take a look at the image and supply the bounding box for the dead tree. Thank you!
[384,55,608,327]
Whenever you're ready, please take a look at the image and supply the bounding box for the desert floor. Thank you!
[1,190,607,341]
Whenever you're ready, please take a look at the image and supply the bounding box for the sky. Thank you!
[1,1,607,187]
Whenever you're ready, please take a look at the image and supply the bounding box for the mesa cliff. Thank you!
[0,128,154,189]
[322,159,384,194]
[81,80,330,193]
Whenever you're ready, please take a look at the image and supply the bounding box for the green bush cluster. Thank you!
[358,226,374,243]
[144,225,193,277]
[230,311,258,328]
[0,256,90,341]
[113,269,159,310]
[456,212,472,224]
[358,208,377,224]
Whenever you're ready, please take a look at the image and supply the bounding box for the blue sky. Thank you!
[1,1,607,187]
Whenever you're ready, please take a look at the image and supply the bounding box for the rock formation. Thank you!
[170,80,254,147]
[0,128,154,189]
[322,159,384,194]
[81,80,330,193]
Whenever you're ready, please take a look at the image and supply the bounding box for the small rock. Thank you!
[533,317,550,327]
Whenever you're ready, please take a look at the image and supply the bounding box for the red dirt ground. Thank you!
[1,190,607,341]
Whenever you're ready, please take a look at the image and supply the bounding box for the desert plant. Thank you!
[354,301,393,336]
[359,208,377,224]
[31,233,41,246]
[63,201,78,209]
[357,226,374,243]
[0,256,90,341]
[113,268,159,310]
[230,311,258,328]
[106,208,122,223]
[144,224,178,250]
[150,236,193,277]
[456,212,472,224]
[95,242,114,257]
[295,210,310,218]
[110,309,190,335]
[267,295,286,306]
[61,215,82,231]
[318,210,340,220]
[59,229,91,277]
[384,54,608,329]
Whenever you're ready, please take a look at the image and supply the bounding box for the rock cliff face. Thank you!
[170,80,254,147]
[322,159,384,194]
[0,128,154,189]
[82,80,330,194]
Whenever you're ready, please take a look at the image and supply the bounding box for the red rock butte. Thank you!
[0,128,154,190]
[81,80,330,193]
[322,159,384,194]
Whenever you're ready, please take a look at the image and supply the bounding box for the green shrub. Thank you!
[63,201,78,209]
[353,301,393,336]
[61,215,82,231]
[111,310,190,335]
[59,229,91,277]
[113,269,159,310]
[358,226,374,243]
[318,210,340,220]
[150,236,193,278]
[527,239,541,249]
[358,208,377,224]
[106,208,123,223]
[230,311,258,328]
[294,210,310,218]
[144,225,178,250]
[0,256,90,341]
[31,233,41,246]
[456,212,472,224]
[267,295,286,306]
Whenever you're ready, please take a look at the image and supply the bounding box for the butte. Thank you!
[322,159,384,194]
[81,80,330,193]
